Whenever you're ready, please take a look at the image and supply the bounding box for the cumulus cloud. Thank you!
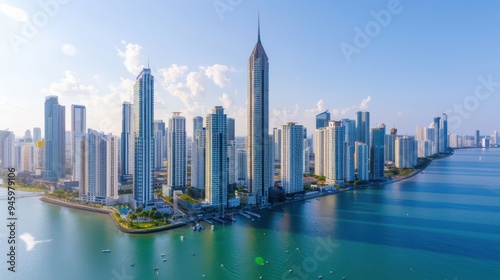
[159,63,232,113]
[272,104,300,127]
[304,95,372,120]
[42,71,97,95]
[0,3,28,22]
[160,64,188,84]
[359,95,372,110]
[305,99,326,114]
[218,93,233,109]
[204,64,230,87]
[42,71,136,134]
[61,44,77,56]
[117,41,144,76]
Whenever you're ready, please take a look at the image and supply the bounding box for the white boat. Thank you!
[211,225,214,230]
[180,236,184,241]
[102,249,111,253]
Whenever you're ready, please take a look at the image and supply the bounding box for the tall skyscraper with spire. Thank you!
[133,68,154,208]
[246,17,273,204]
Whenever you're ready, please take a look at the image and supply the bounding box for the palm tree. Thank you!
[129,212,137,224]
[139,210,148,221]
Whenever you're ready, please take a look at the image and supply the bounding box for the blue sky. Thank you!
[1,0,499,137]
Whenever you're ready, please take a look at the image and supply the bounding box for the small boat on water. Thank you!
[162,259,167,262]
[153,266,159,271]
[180,236,184,241]
[211,225,215,230]
[102,249,111,253]
[193,223,203,231]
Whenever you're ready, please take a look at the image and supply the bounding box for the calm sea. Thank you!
[1,148,499,280]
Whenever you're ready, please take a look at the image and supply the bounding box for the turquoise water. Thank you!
[1,148,499,279]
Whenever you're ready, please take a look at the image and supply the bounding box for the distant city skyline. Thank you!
[1,1,499,138]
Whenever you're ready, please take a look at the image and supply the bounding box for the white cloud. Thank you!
[160,64,188,84]
[61,43,77,56]
[43,70,97,95]
[305,99,325,114]
[159,63,232,111]
[218,93,233,109]
[272,104,300,127]
[359,95,372,110]
[117,41,144,76]
[0,3,28,22]
[204,64,230,87]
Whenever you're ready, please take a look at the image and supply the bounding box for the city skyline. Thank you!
[2,1,500,138]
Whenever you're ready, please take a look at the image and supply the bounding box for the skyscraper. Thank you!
[133,68,154,208]
[355,141,369,181]
[395,136,417,168]
[0,130,15,169]
[121,102,134,180]
[227,118,235,142]
[281,122,304,194]
[236,149,247,187]
[44,96,66,181]
[433,117,440,154]
[84,129,118,202]
[247,18,272,204]
[154,120,166,169]
[227,118,236,191]
[316,110,331,129]
[314,128,326,176]
[273,128,281,162]
[356,111,370,144]
[384,128,397,165]
[342,119,356,182]
[71,105,86,185]
[33,127,42,172]
[205,106,228,215]
[192,116,206,190]
[325,121,344,185]
[168,112,186,188]
[475,130,480,147]
[440,114,448,152]
[370,124,385,180]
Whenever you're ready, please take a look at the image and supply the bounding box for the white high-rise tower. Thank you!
[205,106,228,215]
[133,68,154,208]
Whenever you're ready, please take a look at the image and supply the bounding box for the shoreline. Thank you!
[40,196,186,234]
[39,152,453,233]
[245,152,454,212]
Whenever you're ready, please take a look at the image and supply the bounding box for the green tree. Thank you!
[129,212,137,223]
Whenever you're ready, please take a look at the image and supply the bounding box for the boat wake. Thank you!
[20,233,52,251]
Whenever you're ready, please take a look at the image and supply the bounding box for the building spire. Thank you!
[257,11,260,42]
